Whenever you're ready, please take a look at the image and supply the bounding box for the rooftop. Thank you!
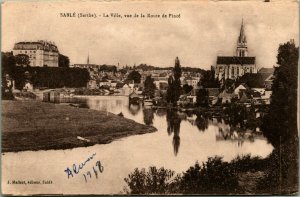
[217,56,255,65]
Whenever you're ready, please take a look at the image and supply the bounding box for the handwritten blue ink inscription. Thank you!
[64,153,104,182]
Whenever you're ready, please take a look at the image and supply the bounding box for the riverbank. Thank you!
[2,100,157,152]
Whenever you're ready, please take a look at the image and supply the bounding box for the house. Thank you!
[234,83,249,96]
[186,77,199,88]
[261,90,272,104]
[99,79,110,87]
[219,90,234,104]
[239,91,251,103]
[186,88,198,104]
[87,80,98,89]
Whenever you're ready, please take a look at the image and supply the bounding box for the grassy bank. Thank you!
[2,100,157,152]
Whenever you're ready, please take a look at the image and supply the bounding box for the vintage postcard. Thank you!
[1,0,299,195]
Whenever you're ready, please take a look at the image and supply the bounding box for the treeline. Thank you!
[2,52,90,90]
[124,155,268,194]
[135,63,205,74]
[12,67,90,89]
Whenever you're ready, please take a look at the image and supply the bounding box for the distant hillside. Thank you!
[135,64,206,73]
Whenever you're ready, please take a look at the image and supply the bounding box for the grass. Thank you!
[2,100,157,152]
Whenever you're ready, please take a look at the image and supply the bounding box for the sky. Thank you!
[2,0,299,69]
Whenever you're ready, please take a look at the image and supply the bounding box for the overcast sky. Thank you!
[2,0,299,69]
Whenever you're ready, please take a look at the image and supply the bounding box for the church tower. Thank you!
[236,19,248,57]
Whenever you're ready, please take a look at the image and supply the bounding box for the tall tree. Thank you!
[261,40,298,147]
[2,52,16,76]
[143,75,156,98]
[196,88,209,107]
[127,70,141,83]
[58,54,70,68]
[167,57,182,105]
[260,40,298,193]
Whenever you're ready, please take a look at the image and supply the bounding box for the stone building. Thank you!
[13,40,59,67]
[215,20,257,81]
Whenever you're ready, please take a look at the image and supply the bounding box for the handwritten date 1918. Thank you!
[83,161,104,183]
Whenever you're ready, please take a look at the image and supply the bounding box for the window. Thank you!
[250,67,253,73]
[231,67,234,76]
[237,67,239,75]
[25,51,27,53]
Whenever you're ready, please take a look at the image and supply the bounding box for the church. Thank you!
[214,20,257,81]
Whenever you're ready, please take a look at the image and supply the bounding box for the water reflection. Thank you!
[166,110,182,156]
[51,96,272,158]
[128,104,140,116]
[143,106,154,126]
[195,113,209,132]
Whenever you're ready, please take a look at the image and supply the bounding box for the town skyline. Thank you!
[3,0,298,69]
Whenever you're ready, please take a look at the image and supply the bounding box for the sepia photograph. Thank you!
[1,0,299,195]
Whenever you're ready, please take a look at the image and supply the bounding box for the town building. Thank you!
[13,40,59,67]
[215,20,257,81]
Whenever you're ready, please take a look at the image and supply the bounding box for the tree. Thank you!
[182,84,193,94]
[143,75,156,98]
[58,54,70,68]
[261,41,298,147]
[15,54,30,67]
[127,70,141,83]
[2,52,16,76]
[196,88,209,107]
[167,57,182,105]
[198,68,220,88]
[260,40,298,193]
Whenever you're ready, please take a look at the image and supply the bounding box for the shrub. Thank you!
[124,167,176,194]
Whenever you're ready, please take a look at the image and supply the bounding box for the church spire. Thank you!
[236,18,248,57]
[238,18,246,43]
[87,52,90,65]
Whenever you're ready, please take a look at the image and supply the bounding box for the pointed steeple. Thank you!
[238,18,246,43]
[87,52,90,65]
[236,18,248,57]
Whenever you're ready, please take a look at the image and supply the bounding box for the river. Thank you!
[2,96,273,195]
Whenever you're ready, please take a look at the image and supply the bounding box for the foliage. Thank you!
[124,167,176,194]
[124,156,240,194]
[12,67,90,90]
[261,41,298,148]
[99,64,117,72]
[143,75,156,98]
[127,70,141,83]
[2,52,16,77]
[179,157,239,194]
[196,88,209,107]
[15,54,30,67]
[259,41,299,194]
[182,84,193,94]
[58,54,70,68]
[166,57,182,105]
[198,68,220,88]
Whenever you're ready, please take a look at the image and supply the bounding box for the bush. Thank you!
[179,157,239,194]
[124,167,176,194]
[124,156,240,194]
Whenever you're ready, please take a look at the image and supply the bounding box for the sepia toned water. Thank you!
[2,96,274,195]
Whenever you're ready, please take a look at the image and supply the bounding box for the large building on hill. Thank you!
[13,40,59,67]
[214,20,257,81]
